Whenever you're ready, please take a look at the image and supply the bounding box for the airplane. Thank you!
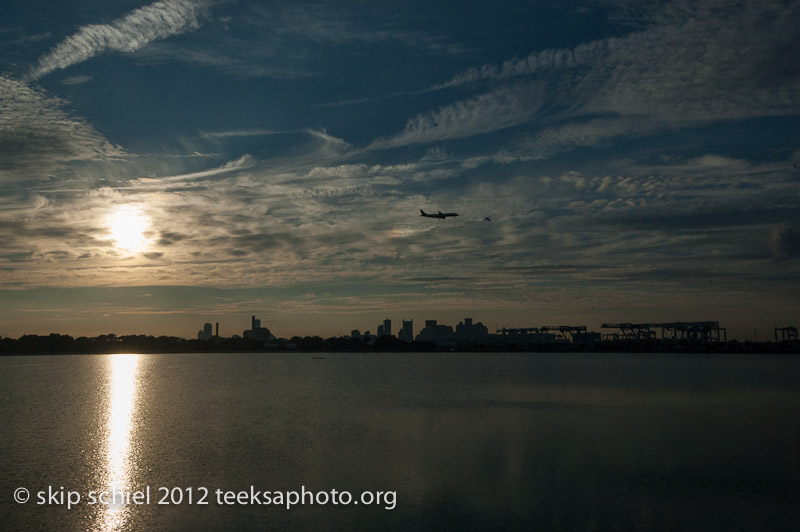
[420,209,459,219]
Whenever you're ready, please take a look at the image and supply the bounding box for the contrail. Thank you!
[28,0,207,80]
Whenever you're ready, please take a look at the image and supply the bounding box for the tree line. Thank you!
[0,333,438,354]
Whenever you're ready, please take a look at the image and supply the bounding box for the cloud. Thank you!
[139,2,461,79]
[246,2,460,53]
[430,0,800,125]
[0,75,124,181]
[157,231,189,246]
[136,154,255,184]
[364,0,800,157]
[136,40,316,80]
[28,0,208,80]
[434,39,611,90]
[60,75,93,85]
[200,129,281,139]
[369,84,547,150]
[587,0,800,119]
[498,116,661,162]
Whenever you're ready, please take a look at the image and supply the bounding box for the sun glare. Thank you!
[100,354,140,532]
[107,206,151,253]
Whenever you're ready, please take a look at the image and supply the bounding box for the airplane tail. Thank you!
[420,209,426,216]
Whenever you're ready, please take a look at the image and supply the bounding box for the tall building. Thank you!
[197,322,213,340]
[399,319,413,342]
[383,319,392,337]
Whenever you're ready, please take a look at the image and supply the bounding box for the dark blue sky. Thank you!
[1,0,798,339]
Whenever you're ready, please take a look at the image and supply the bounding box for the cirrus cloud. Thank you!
[27,0,208,80]
[0,75,124,181]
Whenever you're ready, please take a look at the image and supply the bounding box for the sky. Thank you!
[1,0,799,340]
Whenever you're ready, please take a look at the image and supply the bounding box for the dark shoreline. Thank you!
[2,333,799,355]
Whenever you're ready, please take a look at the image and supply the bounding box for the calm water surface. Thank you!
[1,352,799,531]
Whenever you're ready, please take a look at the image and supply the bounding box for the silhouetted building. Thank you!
[416,320,454,344]
[455,318,488,341]
[244,315,274,342]
[351,329,361,338]
[197,322,213,341]
[377,324,384,337]
[383,319,392,337]
[413,317,489,345]
[398,319,413,342]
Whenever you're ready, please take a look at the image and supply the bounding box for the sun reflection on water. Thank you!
[98,354,140,532]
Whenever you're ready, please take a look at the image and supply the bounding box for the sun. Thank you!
[107,206,152,253]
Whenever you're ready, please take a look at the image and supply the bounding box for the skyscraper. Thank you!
[399,319,413,342]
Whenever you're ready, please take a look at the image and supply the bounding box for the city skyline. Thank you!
[0,285,797,341]
[3,308,794,345]
[2,0,799,339]
[189,314,792,344]
[5,314,799,352]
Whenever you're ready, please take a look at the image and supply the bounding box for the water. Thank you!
[1,352,799,531]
